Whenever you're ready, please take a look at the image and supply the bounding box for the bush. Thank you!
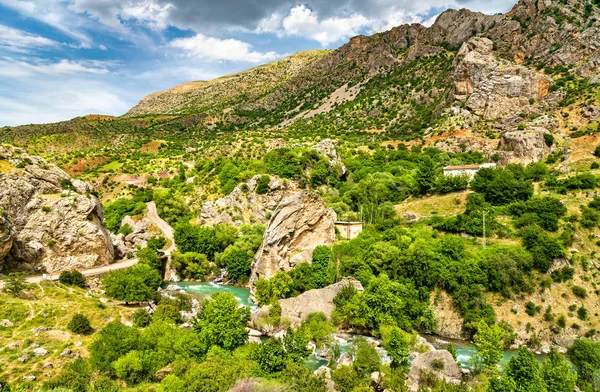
[572,285,587,299]
[132,309,152,328]
[68,314,93,335]
[255,175,270,194]
[58,270,86,288]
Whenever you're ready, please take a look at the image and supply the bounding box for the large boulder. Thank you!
[252,277,363,328]
[198,175,298,227]
[406,350,461,391]
[453,37,553,120]
[0,145,114,272]
[496,127,553,164]
[250,190,337,285]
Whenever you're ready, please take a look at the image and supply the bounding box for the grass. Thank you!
[0,281,135,385]
[98,161,123,173]
[395,190,471,219]
[0,160,15,173]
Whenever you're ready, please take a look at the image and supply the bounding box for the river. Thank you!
[168,282,537,370]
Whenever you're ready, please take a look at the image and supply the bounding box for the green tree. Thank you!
[90,322,140,375]
[2,273,27,297]
[68,314,93,335]
[113,350,146,384]
[102,264,162,304]
[137,247,163,270]
[568,339,600,391]
[312,246,333,288]
[224,249,251,283]
[382,326,411,369]
[541,348,577,392]
[171,251,212,280]
[472,320,504,372]
[253,338,287,373]
[505,346,546,392]
[194,292,250,352]
[416,155,438,194]
[352,337,380,377]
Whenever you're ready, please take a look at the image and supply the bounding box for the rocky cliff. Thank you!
[250,190,337,285]
[198,175,299,227]
[0,145,114,273]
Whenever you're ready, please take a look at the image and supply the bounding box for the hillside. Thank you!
[3,0,600,391]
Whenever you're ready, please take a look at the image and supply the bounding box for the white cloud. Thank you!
[0,24,58,53]
[0,58,118,77]
[278,5,370,46]
[170,34,281,62]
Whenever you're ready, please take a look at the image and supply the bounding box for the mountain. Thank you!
[121,0,600,139]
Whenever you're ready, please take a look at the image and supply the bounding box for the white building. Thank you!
[443,163,496,180]
[335,221,363,240]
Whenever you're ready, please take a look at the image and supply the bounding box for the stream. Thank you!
[167,282,537,370]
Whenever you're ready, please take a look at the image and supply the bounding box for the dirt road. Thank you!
[146,201,176,255]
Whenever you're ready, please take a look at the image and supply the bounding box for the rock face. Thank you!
[407,350,461,391]
[274,277,363,327]
[0,145,114,272]
[453,37,553,120]
[312,139,347,176]
[250,190,337,285]
[198,175,299,227]
[430,291,466,340]
[496,127,553,164]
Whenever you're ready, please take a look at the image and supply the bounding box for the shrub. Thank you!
[59,270,86,288]
[255,175,271,194]
[431,358,445,370]
[132,309,152,328]
[572,285,587,299]
[68,314,93,335]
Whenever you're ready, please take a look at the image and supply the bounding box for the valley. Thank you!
[2,0,600,391]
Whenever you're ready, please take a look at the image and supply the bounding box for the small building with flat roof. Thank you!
[335,221,363,240]
[443,163,496,180]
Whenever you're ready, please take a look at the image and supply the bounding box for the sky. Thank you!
[0,0,518,127]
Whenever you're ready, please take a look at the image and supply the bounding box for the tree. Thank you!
[504,346,546,392]
[137,247,163,270]
[568,339,600,391]
[283,327,311,363]
[59,270,86,288]
[224,249,251,283]
[541,348,577,392]
[2,273,27,297]
[113,350,146,384]
[312,246,333,288]
[252,338,287,373]
[102,264,162,304]
[488,377,517,392]
[68,314,93,335]
[472,320,504,372]
[194,292,250,352]
[171,251,212,280]
[416,155,438,194]
[90,322,140,375]
[382,326,411,369]
[352,337,380,377]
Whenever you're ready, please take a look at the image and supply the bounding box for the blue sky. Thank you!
[0,0,517,126]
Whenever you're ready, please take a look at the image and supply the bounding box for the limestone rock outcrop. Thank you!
[312,139,347,176]
[250,190,337,285]
[252,277,364,328]
[496,127,553,164]
[453,37,553,120]
[430,291,467,340]
[407,350,461,391]
[0,145,114,272]
[198,175,298,227]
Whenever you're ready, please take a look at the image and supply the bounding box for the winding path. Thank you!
[0,201,176,288]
